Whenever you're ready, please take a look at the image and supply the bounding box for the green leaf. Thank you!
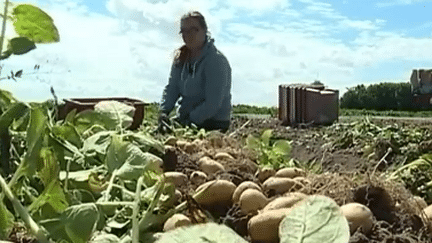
[279,195,350,243]
[0,89,19,111]
[246,134,260,150]
[6,37,36,55]
[155,222,248,243]
[51,123,83,149]
[106,135,163,179]
[0,102,29,130]
[37,147,60,186]
[42,203,100,243]
[81,131,114,156]
[12,4,60,43]
[28,179,68,219]
[261,129,273,146]
[0,199,14,239]
[94,101,135,130]
[127,132,165,154]
[10,106,47,188]
[63,203,100,243]
[272,140,292,157]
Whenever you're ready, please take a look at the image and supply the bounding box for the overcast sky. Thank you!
[2,0,432,107]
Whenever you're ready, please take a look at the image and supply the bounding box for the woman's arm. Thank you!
[160,64,181,114]
[189,54,231,125]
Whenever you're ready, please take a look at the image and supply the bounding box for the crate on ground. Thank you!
[58,97,147,130]
[278,84,339,126]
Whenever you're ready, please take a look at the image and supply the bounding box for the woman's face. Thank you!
[180,17,206,51]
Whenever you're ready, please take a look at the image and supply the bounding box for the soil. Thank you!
[167,116,432,243]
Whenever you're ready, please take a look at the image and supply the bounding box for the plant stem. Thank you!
[0,173,49,243]
[0,0,8,56]
[132,176,144,243]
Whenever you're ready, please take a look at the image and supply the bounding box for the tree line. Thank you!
[339,82,420,110]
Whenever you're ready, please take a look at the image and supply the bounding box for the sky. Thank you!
[2,0,432,107]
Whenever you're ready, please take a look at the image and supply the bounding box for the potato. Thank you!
[411,196,427,210]
[256,167,276,182]
[192,139,203,148]
[164,136,177,146]
[190,171,207,185]
[194,180,236,206]
[174,189,182,203]
[340,203,374,235]
[262,193,307,212]
[275,167,306,178]
[176,140,188,150]
[232,181,262,203]
[164,172,188,187]
[422,204,432,220]
[248,208,293,242]
[239,189,268,214]
[163,213,192,232]
[215,152,234,160]
[198,156,225,175]
[184,142,195,154]
[262,177,297,194]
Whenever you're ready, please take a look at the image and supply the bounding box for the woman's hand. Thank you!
[157,113,172,133]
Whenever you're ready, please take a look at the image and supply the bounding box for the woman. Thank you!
[159,11,232,132]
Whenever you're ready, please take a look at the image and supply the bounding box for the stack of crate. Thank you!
[278,84,339,126]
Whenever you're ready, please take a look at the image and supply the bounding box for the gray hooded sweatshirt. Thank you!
[160,38,232,126]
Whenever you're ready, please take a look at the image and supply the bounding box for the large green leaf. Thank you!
[12,4,60,43]
[94,101,135,130]
[106,135,163,179]
[37,147,60,186]
[0,89,18,111]
[28,179,68,219]
[272,140,292,157]
[41,203,100,243]
[0,199,14,239]
[51,123,83,149]
[261,129,273,146]
[155,222,248,243]
[279,195,350,243]
[81,131,114,156]
[9,106,47,188]
[127,132,165,154]
[0,102,29,130]
[5,37,36,55]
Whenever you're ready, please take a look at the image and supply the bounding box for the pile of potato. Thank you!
[161,137,432,242]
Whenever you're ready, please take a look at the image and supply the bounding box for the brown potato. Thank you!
[163,214,192,232]
[275,167,306,178]
[248,208,293,242]
[340,203,374,235]
[422,204,432,220]
[232,181,262,203]
[190,171,207,185]
[215,152,235,160]
[184,142,195,154]
[256,167,276,182]
[163,172,188,187]
[262,193,307,212]
[194,180,236,206]
[164,136,177,146]
[411,196,427,210]
[239,189,268,214]
[198,156,225,175]
[176,140,188,150]
[262,177,296,194]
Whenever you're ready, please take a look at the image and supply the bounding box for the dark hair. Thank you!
[174,11,210,66]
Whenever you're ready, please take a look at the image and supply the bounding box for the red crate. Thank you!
[58,97,147,130]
